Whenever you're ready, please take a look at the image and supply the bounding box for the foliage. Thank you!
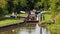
[0,0,7,16]
[50,0,60,16]
[0,0,60,17]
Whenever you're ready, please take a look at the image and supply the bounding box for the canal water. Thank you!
[0,23,50,34]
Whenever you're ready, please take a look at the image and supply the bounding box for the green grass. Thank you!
[0,13,25,27]
[46,14,60,34]
[42,14,52,23]
[39,13,60,34]
[0,19,23,27]
[47,24,60,34]
[18,13,25,17]
[7,13,25,17]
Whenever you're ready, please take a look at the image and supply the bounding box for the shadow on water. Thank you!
[0,23,50,34]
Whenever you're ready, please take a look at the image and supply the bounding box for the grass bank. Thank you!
[42,14,52,23]
[8,13,25,17]
[40,13,60,34]
[18,13,25,17]
[0,13,25,27]
[0,19,23,27]
[46,14,60,34]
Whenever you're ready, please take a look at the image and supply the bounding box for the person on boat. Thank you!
[39,11,43,22]
[38,11,43,24]
[30,10,36,20]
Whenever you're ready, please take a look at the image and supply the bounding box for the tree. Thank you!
[7,0,14,13]
[0,0,7,17]
[50,0,60,16]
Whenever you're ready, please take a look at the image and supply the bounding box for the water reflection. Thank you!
[0,23,50,34]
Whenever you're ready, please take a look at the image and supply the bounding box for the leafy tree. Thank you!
[0,0,7,17]
[7,0,14,13]
[50,0,60,17]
